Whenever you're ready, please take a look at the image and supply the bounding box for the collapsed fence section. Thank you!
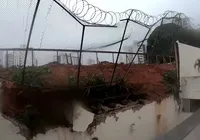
[0,0,186,87]
[0,48,175,88]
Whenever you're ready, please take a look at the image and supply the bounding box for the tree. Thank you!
[147,23,200,56]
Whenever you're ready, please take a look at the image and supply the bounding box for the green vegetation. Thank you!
[147,23,200,56]
[67,73,106,87]
[85,74,106,86]
[67,74,77,87]
[12,67,51,86]
[163,70,180,103]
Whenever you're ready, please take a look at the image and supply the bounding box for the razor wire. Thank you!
[58,0,187,26]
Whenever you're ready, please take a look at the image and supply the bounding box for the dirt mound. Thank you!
[0,63,176,138]
[0,63,175,101]
[0,63,175,115]
[44,63,175,100]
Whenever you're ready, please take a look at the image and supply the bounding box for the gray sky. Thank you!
[0,0,200,66]
[0,0,199,48]
[87,0,200,24]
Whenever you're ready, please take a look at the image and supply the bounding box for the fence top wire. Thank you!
[57,0,187,26]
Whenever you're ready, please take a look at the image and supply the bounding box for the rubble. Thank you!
[0,63,175,138]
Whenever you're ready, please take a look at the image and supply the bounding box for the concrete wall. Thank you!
[0,96,181,140]
[178,42,200,99]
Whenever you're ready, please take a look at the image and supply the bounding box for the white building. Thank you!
[53,53,79,65]
[5,53,14,67]
[4,50,35,68]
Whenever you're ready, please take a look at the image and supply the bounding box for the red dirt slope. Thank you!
[1,63,175,118]
[46,63,175,101]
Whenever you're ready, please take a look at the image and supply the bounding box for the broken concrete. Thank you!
[72,101,94,132]
[0,96,181,140]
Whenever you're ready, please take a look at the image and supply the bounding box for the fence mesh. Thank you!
[0,0,186,87]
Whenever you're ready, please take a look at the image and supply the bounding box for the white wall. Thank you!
[178,42,200,99]
[178,42,200,77]
[0,96,181,140]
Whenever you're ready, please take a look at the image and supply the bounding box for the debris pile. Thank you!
[0,63,175,138]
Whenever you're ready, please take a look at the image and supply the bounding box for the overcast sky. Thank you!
[87,0,200,24]
[0,0,200,66]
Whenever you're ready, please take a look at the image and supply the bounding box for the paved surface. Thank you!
[155,109,200,140]
[183,123,200,140]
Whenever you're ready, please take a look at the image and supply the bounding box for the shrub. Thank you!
[12,67,51,86]
[85,74,106,87]
[163,70,180,103]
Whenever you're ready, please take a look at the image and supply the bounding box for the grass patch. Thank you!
[12,67,51,86]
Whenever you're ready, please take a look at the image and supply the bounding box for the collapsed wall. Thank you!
[0,63,179,140]
[0,94,179,140]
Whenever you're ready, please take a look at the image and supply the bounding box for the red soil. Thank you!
[45,63,175,101]
[1,63,175,117]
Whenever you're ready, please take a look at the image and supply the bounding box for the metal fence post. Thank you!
[77,26,85,87]
[70,54,73,65]
[110,10,133,84]
[21,0,41,84]
[122,28,151,79]
[66,53,69,64]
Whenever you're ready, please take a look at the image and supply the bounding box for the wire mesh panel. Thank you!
[18,0,84,86]
[0,0,186,87]
[112,21,149,82]
[82,23,126,51]
[0,1,190,139]
[29,0,83,49]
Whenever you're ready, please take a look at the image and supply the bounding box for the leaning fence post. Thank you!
[21,0,41,84]
[110,10,133,84]
[77,26,85,87]
[122,28,151,79]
